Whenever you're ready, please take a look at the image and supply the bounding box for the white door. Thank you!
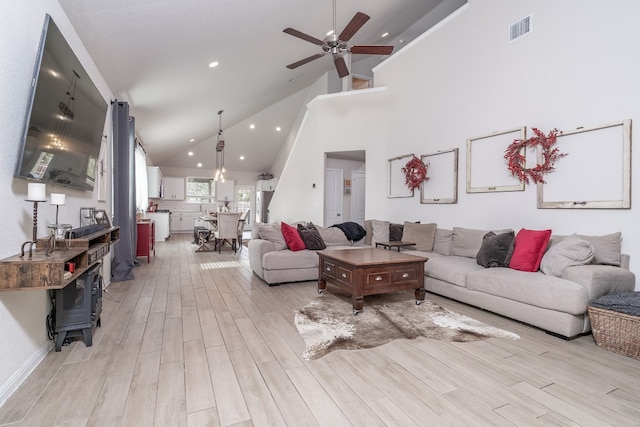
[350,170,366,226]
[324,168,343,226]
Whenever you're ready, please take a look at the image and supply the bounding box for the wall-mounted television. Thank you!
[15,14,108,191]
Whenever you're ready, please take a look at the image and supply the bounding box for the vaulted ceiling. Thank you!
[60,0,463,175]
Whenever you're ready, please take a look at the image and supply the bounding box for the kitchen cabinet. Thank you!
[147,166,162,198]
[136,221,155,263]
[170,212,201,232]
[257,178,278,191]
[145,212,170,241]
[163,176,185,200]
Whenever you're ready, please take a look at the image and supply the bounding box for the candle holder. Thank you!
[21,183,47,260]
[46,193,71,255]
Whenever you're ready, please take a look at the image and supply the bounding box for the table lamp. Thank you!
[21,183,47,259]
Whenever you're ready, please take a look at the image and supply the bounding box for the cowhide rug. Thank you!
[294,290,519,360]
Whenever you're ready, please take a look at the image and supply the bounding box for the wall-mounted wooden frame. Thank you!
[467,126,526,193]
[420,148,458,204]
[537,120,631,209]
[388,154,414,198]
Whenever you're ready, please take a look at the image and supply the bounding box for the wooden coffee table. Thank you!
[317,248,429,314]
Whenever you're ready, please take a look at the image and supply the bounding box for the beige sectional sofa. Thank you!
[248,221,635,339]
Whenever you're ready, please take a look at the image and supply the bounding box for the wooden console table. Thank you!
[317,248,428,314]
[0,226,119,291]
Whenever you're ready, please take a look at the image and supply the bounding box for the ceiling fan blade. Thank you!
[350,45,394,55]
[283,28,325,46]
[286,53,326,69]
[339,12,370,42]
[334,56,349,78]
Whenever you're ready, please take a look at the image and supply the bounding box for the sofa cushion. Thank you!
[433,228,453,255]
[579,232,622,266]
[316,226,351,246]
[410,252,483,287]
[257,224,287,251]
[540,234,593,277]
[466,268,589,315]
[509,229,552,272]
[401,222,436,252]
[476,231,515,268]
[262,249,319,270]
[364,220,373,245]
[371,220,391,245]
[297,222,326,250]
[450,227,491,258]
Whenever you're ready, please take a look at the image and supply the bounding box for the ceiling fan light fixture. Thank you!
[283,6,393,79]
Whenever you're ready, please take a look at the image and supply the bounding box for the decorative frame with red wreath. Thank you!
[504,127,567,184]
[401,155,429,191]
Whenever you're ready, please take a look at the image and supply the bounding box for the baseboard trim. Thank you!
[0,340,53,408]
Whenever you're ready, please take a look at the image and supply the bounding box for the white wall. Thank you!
[0,0,114,404]
[268,0,640,288]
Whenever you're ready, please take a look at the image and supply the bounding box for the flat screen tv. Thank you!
[15,14,108,191]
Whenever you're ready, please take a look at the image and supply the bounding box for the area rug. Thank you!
[294,290,519,360]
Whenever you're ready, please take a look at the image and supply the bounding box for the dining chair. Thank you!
[237,209,249,250]
[213,212,240,253]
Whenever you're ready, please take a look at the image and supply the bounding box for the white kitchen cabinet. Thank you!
[257,178,278,191]
[170,211,201,232]
[147,166,162,198]
[145,212,170,241]
[163,176,185,200]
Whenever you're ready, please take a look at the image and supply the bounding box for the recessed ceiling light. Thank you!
[189,138,195,142]
[188,151,194,156]
[276,126,281,132]
[250,124,255,129]
[240,155,245,160]
[208,61,219,68]
[381,32,389,38]
[197,162,203,167]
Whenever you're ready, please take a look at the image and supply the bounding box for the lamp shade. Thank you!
[27,183,46,201]
[51,193,66,205]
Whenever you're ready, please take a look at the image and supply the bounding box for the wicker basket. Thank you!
[588,305,640,360]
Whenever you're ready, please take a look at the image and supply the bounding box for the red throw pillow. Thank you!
[509,228,552,272]
[281,222,306,251]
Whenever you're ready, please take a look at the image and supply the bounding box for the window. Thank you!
[186,177,215,203]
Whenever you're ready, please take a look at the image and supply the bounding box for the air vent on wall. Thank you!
[509,15,531,42]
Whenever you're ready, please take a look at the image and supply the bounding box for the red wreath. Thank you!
[504,128,567,184]
[401,155,429,191]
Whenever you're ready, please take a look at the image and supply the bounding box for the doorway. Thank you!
[324,168,343,226]
[324,150,366,226]
[236,185,253,230]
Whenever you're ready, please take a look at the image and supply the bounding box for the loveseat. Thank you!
[248,221,635,339]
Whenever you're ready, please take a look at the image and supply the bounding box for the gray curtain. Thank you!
[110,101,137,281]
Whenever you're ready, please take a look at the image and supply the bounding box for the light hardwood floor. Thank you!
[1,234,639,426]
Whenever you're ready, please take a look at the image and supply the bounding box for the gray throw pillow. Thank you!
[389,223,404,241]
[297,223,326,250]
[476,231,515,268]
[540,234,594,276]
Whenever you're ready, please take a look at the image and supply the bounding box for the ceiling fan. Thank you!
[283,1,394,78]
